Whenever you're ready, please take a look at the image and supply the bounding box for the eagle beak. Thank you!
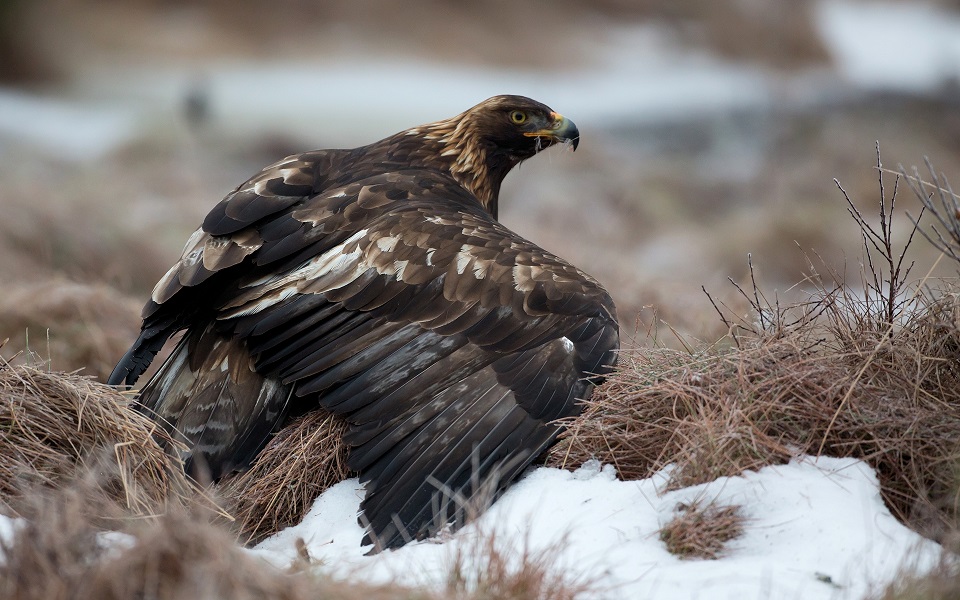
[524,111,580,150]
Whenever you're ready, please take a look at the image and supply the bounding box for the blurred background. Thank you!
[1,0,960,378]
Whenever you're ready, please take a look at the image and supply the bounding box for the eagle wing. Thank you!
[125,154,619,549]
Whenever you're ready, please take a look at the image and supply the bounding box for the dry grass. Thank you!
[218,409,350,545]
[0,458,591,600]
[549,159,960,541]
[0,361,201,520]
[871,566,960,600]
[0,177,180,295]
[0,362,585,598]
[444,529,594,600]
[868,535,960,600]
[0,476,437,600]
[0,280,143,381]
[659,499,745,560]
[0,481,589,600]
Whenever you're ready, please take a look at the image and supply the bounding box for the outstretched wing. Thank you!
[132,159,619,549]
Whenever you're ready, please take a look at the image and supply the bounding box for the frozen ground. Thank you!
[250,456,942,600]
[0,456,941,598]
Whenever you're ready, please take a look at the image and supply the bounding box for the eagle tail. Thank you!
[107,323,177,386]
[137,323,293,481]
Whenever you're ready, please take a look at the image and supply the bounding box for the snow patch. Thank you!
[250,456,941,599]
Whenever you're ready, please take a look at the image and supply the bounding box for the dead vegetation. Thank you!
[444,530,594,600]
[873,568,960,600]
[218,410,350,545]
[0,475,436,600]
[2,154,959,597]
[870,544,960,600]
[659,499,745,560]
[11,0,828,77]
[0,338,348,547]
[0,360,201,520]
[0,281,142,381]
[0,354,590,599]
[549,156,960,541]
[0,456,592,600]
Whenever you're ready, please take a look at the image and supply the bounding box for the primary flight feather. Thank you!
[109,95,619,550]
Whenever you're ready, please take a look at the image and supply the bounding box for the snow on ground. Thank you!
[251,456,942,599]
[0,513,18,551]
[0,455,943,597]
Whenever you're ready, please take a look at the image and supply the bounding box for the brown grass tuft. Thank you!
[868,535,960,600]
[0,477,434,600]
[218,409,350,544]
[659,499,745,560]
[873,568,960,600]
[444,529,594,600]
[550,157,960,540]
[0,362,200,519]
[0,364,582,600]
[550,282,960,540]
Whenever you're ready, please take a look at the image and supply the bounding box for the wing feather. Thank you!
[136,325,292,480]
[127,156,619,550]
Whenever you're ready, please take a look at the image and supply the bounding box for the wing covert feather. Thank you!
[132,155,619,551]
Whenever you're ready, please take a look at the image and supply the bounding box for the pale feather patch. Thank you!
[225,286,299,318]
[151,263,182,304]
[253,178,271,195]
[267,155,301,169]
[472,259,490,279]
[239,271,285,290]
[300,238,366,281]
[180,228,206,258]
[455,244,473,275]
[376,236,399,252]
[512,264,536,292]
[182,248,203,267]
[202,237,232,269]
[279,167,306,184]
[561,336,575,353]
[220,229,368,313]
[392,260,409,280]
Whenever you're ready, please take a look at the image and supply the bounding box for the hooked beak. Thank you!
[524,111,580,150]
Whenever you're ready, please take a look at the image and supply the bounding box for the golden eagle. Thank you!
[109,95,619,550]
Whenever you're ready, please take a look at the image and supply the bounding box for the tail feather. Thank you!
[137,323,293,480]
[107,324,175,386]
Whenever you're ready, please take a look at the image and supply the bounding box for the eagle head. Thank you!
[464,94,580,157]
[401,95,579,216]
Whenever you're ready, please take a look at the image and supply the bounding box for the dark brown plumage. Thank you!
[108,95,619,550]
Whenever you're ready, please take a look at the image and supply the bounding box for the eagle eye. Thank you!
[509,110,527,124]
